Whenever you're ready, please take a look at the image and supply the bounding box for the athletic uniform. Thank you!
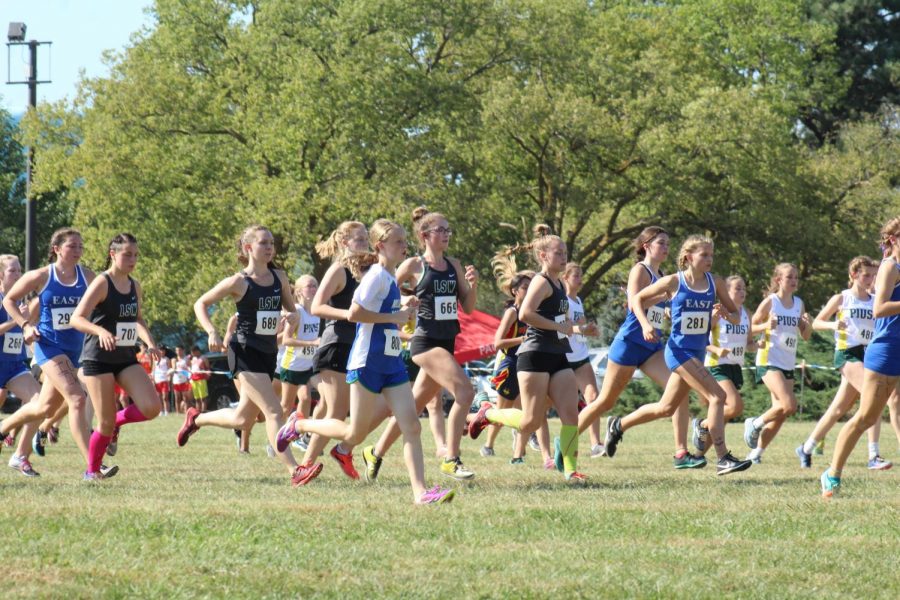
[313,267,358,374]
[408,258,460,357]
[665,272,716,371]
[566,295,590,370]
[279,305,319,385]
[172,356,191,393]
[864,259,900,376]
[34,263,88,367]
[517,274,571,375]
[755,294,803,382]
[81,274,140,376]
[190,355,210,399]
[345,264,408,393]
[228,270,282,379]
[153,358,171,394]
[490,305,526,400]
[609,264,667,367]
[833,289,874,369]
[0,292,29,388]
[705,307,750,387]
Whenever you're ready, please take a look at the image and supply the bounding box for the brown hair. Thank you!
[563,262,582,279]
[236,225,282,271]
[633,226,668,261]
[47,227,81,263]
[345,219,406,281]
[725,275,746,289]
[880,217,900,246]
[676,235,713,270]
[766,262,798,294]
[315,221,367,262]
[847,256,878,286]
[411,205,449,250]
[104,232,138,270]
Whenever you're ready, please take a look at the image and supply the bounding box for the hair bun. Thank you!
[411,206,430,225]
[532,224,552,237]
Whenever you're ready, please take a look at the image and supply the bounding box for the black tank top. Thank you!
[82,273,139,365]
[413,258,461,340]
[318,267,358,347]
[234,270,282,353]
[519,273,571,354]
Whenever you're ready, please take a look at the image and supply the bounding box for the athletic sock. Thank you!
[115,404,149,428]
[752,416,765,430]
[802,436,818,455]
[87,431,112,473]
[560,424,578,473]
[868,442,879,460]
[335,443,350,455]
[748,447,764,460]
[485,408,522,430]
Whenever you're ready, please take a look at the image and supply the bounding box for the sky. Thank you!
[1,0,151,114]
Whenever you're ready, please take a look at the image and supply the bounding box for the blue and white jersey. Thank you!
[347,264,405,374]
[613,263,667,350]
[37,264,88,351]
[0,293,27,362]
[668,271,715,352]
[872,260,900,344]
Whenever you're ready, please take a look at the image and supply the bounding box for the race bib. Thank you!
[555,315,567,340]
[435,296,458,321]
[116,322,138,347]
[646,305,666,329]
[255,311,280,335]
[783,333,798,350]
[3,333,24,355]
[51,307,74,331]
[384,329,402,357]
[857,325,874,343]
[680,312,709,335]
[731,346,745,358]
[301,345,317,358]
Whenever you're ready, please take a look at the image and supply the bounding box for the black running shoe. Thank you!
[32,430,48,457]
[604,416,623,458]
[716,452,752,476]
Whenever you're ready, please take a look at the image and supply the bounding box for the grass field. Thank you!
[2,415,898,599]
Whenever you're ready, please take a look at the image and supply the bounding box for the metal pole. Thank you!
[24,39,37,271]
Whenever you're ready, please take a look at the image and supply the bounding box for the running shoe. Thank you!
[8,455,40,477]
[176,408,200,447]
[440,456,475,480]
[691,417,709,453]
[480,446,495,457]
[795,445,812,469]
[362,445,382,482]
[565,471,588,485]
[716,452,752,476]
[418,486,455,505]
[83,470,104,482]
[510,457,525,465]
[821,470,840,498]
[32,430,48,457]
[750,455,762,465]
[291,462,323,487]
[48,426,60,444]
[467,401,493,440]
[590,443,606,459]
[867,456,893,471]
[743,418,760,450]
[100,464,119,479]
[528,432,541,452]
[2,433,14,448]
[543,457,555,470]
[673,452,707,469]
[814,439,825,456]
[275,411,301,452]
[107,427,120,457]
[604,416,623,458]
[330,445,360,480]
[553,437,564,472]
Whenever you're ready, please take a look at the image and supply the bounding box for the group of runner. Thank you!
[1,213,898,501]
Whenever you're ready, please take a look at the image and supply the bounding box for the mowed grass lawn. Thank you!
[2,415,898,599]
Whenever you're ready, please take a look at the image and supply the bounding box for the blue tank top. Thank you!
[614,263,667,350]
[37,264,88,351]
[872,260,900,344]
[0,293,27,362]
[668,271,716,352]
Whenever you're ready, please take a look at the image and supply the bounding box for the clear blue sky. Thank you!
[1,0,151,114]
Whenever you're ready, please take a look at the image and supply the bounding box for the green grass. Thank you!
[2,416,898,599]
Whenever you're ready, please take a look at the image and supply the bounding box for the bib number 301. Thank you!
[256,311,280,335]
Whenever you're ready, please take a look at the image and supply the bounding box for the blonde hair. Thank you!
[236,225,277,268]
[725,275,746,289]
[563,262,582,279]
[848,256,878,286]
[491,252,534,297]
[47,227,81,263]
[676,235,713,270]
[880,216,900,246]
[345,219,406,281]
[494,224,564,273]
[766,262,798,294]
[632,226,668,261]
[411,206,449,250]
[293,274,318,300]
[0,254,19,272]
[315,221,366,263]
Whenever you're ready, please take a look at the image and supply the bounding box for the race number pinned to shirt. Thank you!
[435,296,458,321]
[555,315,567,340]
[783,333,798,350]
[384,329,402,357]
[2,333,24,355]
[255,311,280,335]
[116,323,138,347]
[646,305,666,329]
[51,307,74,331]
[680,312,709,335]
[301,345,317,358]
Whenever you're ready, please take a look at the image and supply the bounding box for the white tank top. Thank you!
[566,296,590,363]
[280,306,320,372]
[835,289,874,350]
[153,358,170,383]
[755,294,802,370]
[172,357,190,384]
[705,307,749,367]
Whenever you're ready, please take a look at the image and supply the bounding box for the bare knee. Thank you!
[398,416,422,440]
[660,399,681,418]
[96,418,116,436]
[782,403,797,418]
[454,385,474,407]
[65,393,88,412]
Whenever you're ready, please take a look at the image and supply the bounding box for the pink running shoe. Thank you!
[48,426,60,444]
[291,462,323,487]
[176,408,200,447]
[467,402,493,440]
[418,486,456,505]
[330,445,360,480]
[2,434,14,448]
[276,411,302,453]
[543,457,556,470]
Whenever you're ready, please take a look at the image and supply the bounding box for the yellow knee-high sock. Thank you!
[560,424,578,473]
[486,408,522,430]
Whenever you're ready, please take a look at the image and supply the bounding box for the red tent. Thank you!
[454,309,501,364]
